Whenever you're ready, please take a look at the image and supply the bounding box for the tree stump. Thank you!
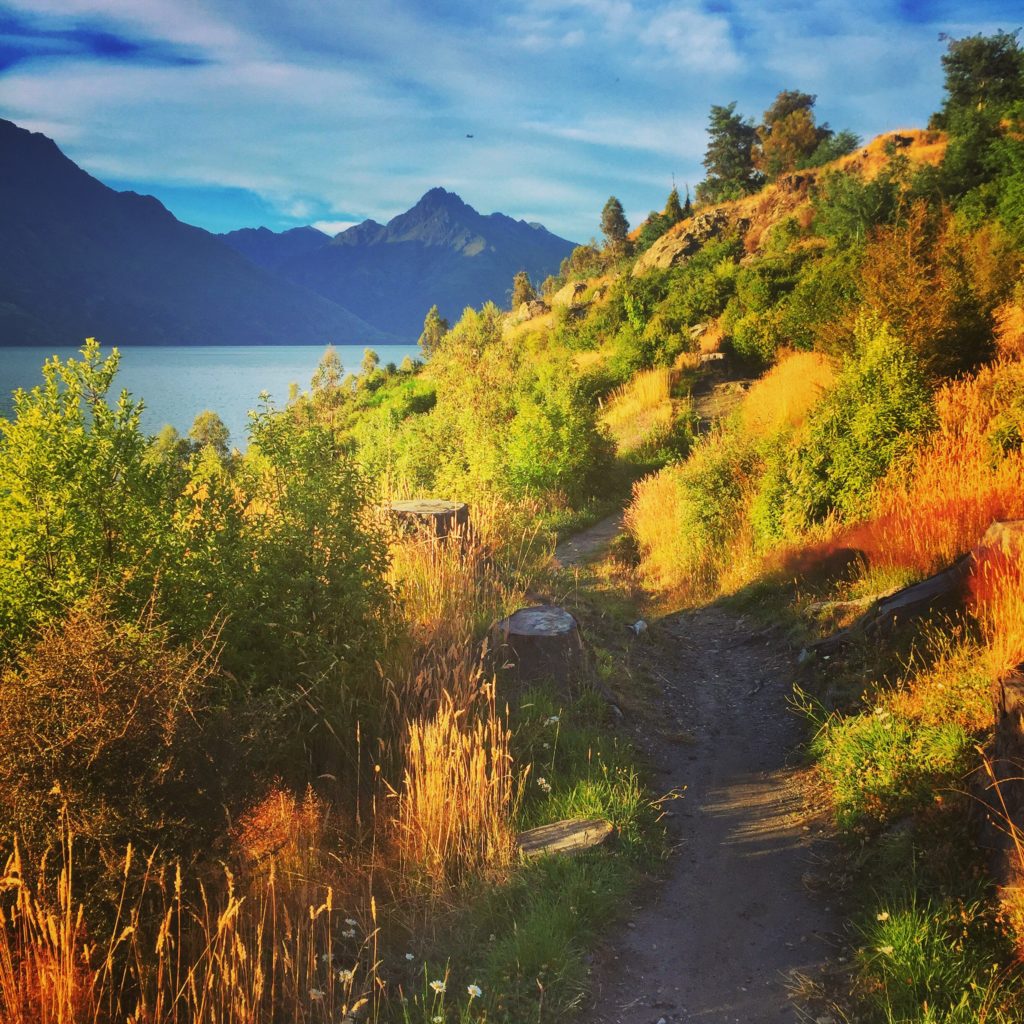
[386,499,469,540]
[517,818,614,859]
[494,605,584,692]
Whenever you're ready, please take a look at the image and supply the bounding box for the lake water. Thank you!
[0,344,422,447]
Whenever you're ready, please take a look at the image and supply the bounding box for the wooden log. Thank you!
[517,818,614,859]
[387,499,469,540]
[494,605,585,691]
[974,668,1024,889]
[810,520,1024,654]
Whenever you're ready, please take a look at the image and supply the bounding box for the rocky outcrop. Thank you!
[634,209,739,275]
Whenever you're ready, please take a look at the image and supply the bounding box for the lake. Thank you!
[0,344,422,447]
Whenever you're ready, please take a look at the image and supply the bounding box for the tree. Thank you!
[418,304,449,356]
[934,30,1024,127]
[189,409,230,460]
[560,242,603,280]
[753,90,831,180]
[361,348,381,376]
[600,196,631,258]
[663,186,684,225]
[800,128,861,169]
[511,269,536,307]
[637,211,668,252]
[311,345,343,392]
[696,102,764,204]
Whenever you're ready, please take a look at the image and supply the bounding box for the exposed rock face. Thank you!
[512,299,549,323]
[551,280,589,308]
[633,209,740,274]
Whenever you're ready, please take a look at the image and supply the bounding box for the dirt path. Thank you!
[555,512,624,566]
[558,521,837,1023]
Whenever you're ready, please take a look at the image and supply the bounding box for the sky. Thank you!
[0,1,1021,243]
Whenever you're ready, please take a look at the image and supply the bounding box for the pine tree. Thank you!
[663,186,684,225]
[601,196,631,258]
[753,90,832,179]
[696,102,764,204]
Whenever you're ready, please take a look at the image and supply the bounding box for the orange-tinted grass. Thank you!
[739,349,835,439]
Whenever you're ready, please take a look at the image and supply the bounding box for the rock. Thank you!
[551,280,589,308]
[633,208,734,275]
[513,298,549,323]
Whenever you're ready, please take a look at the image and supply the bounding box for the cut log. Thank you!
[494,605,585,691]
[517,818,614,858]
[387,499,469,539]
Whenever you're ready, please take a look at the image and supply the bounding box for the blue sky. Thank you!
[0,1,1021,242]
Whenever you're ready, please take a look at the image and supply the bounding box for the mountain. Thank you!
[0,119,394,347]
[221,188,577,337]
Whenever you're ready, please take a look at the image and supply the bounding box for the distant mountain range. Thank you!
[221,190,576,337]
[0,118,576,347]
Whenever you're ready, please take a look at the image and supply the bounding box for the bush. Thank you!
[753,318,936,541]
[0,596,221,864]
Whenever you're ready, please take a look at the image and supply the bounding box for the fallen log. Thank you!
[806,519,1024,655]
[494,605,585,692]
[386,499,469,539]
[517,818,614,858]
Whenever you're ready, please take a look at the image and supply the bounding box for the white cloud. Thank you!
[311,220,358,235]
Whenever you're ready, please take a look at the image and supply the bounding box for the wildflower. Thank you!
[467,984,482,999]
[432,1017,443,1023]
[405,952,415,961]
[430,979,446,994]
[545,715,560,726]
[320,953,332,964]
[343,928,357,938]
[337,968,355,983]
[536,777,552,793]
[543,742,550,750]
[345,917,358,927]
[878,945,894,955]
[877,911,890,921]
[309,988,326,1001]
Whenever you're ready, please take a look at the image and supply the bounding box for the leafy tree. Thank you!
[311,345,343,391]
[636,211,668,252]
[189,409,230,460]
[696,102,764,203]
[933,30,1024,127]
[800,128,861,169]
[560,242,603,280]
[754,91,831,179]
[601,196,631,258]
[361,348,380,376]
[511,269,537,307]
[418,304,450,356]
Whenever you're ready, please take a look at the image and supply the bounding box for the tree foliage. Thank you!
[696,102,764,204]
[601,196,631,258]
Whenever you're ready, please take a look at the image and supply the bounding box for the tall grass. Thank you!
[599,367,680,455]
[395,685,521,893]
[738,349,835,439]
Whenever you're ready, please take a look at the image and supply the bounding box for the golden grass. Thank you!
[738,350,835,439]
[599,367,682,455]
[395,685,520,893]
[0,827,375,1024]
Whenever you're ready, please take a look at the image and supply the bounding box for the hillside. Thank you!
[0,119,394,347]
[222,188,576,337]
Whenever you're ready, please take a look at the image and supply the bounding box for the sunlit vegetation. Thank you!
[5,26,1024,1024]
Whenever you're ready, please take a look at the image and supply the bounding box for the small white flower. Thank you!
[878,945,895,955]
[877,911,890,922]
[543,742,550,750]
[342,928,357,938]
[536,776,552,793]
[545,715,560,726]
[467,983,482,999]
[345,917,358,927]
[429,979,446,994]
[488,934,495,942]
[309,988,325,1001]
[337,968,355,983]
[432,1017,443,1023]
[405,952,415,961]
[320,953,332,964]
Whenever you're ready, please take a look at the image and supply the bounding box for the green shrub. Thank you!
[753,318,936,539]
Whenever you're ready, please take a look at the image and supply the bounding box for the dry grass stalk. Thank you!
[599,367,681,455]
[738,350,835,439]
[395,685,520,892]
